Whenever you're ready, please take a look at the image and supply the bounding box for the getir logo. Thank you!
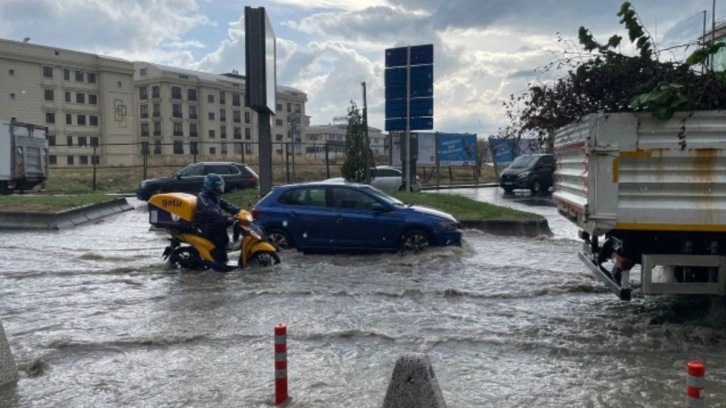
[162,198,183,208]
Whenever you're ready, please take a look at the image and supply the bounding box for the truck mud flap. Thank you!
[577,251,632,301]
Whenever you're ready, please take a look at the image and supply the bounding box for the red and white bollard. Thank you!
[274,324,289,406]
[686,360,705,408]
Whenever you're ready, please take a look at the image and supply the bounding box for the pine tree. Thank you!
[340,101,373,182]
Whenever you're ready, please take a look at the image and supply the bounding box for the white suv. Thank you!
[325,165,421,192]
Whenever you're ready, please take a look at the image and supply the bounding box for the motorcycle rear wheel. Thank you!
[249,251,281,267]
[169,246,207,271]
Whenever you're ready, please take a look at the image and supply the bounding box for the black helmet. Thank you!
[203,173,225,195]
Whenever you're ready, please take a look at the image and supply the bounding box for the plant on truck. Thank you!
[504,1,726,301]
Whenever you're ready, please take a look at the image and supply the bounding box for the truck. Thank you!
[553,111,726,301]
[0,118,50,195]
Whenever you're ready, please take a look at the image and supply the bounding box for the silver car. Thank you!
[326,165,422,192]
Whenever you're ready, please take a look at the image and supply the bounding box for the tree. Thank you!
[503,1,726,139]
[340,101,374,182]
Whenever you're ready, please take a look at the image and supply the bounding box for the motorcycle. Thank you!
[147,193,280,272]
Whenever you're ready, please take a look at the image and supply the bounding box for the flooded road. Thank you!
[1,189,725,407]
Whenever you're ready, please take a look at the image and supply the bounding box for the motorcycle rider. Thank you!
[195,173,240,264]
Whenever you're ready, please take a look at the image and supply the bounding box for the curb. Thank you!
[0,197,133,230]
[460,218,552,237]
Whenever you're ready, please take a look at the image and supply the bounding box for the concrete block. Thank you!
[0,321,18,386]
[381,353,446,408]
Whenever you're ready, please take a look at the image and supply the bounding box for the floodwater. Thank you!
[0,189,725,407]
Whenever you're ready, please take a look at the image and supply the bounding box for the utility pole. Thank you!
[361,81,370,183]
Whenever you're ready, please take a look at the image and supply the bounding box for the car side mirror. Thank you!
[371,203,387,212]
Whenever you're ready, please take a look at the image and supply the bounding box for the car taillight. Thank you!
[251,207,261,219]
[250,175,258,186]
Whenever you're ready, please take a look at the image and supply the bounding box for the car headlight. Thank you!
[139,180,147,188]
[437,220,459,231]
[517,171,530,178]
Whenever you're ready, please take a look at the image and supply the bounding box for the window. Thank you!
[141,123,149,137]
[90,115,98,126]
[139,86,148,100]
[208,94,214,103]
[77,115,86,126]
[208,112,215,121]
[66,114,72,125]
[48,135,56,146]
[153,103,160,117]
[152,86,160,98]
[172,103,182,118]
[45,112,55,124]
[154,140,162,154]
[173,141,184,154]
[232,93,241,107]
[190,141,199,154]
[233,110,241,123]
[65,92,71,102]
[88,94,97,105]
[245,128,251,140]
[209,146,216,155]
[76,93,85,104]
[67,136,73,146]
[221,142,228,155]
[43,66,53,78]
[153,121,161,136]
[75,71,84,82]
[44,89,54,101]
[245,111,251,124]
[140,68,147,76]
[220,125,227,139]
[276,103,282,112]
[220,108,226,122]
[287,102,291,113]
[78,136,87,147]
[90,137,98,147]
[275,119,284,127]
[189,105,197,120]
[140,104,149,118]
[173,122,183,136]
[219,91,226,104]
[8,69,14,76]
[209,129,215,138]
[67,155,74,165]
[79,155,89,165]
[275,134,283,141]
[234,127,241,139]
[234,142,243,154]
[295,103,301,113]
[187,88,197,101]
[171,86,182,99]
[190,123,198,137]
[49,155,57,165]
[87,73,96,83]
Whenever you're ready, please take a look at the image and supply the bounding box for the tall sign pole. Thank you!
[362,81,370,183]
[384,44,434,192]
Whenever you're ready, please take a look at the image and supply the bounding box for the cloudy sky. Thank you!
[0,0,722,135]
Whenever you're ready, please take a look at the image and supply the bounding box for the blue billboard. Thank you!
[438,133,477,166]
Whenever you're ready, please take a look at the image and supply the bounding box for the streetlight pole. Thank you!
[362,81,370,183]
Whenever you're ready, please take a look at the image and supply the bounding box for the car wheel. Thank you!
[267,229,294,250]
[530,179,543,195]
[400,229,430,254]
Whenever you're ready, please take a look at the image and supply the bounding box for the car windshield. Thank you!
[360,185,405,207]
[509,155,538,168]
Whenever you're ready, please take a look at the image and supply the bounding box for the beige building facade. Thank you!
[0,38,308,167]
[305,123,387,161]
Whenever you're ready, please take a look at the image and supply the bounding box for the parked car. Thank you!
[325,165,422,192]
[499,154,555,194]
[136,161,258,201]
[252,181,461,253]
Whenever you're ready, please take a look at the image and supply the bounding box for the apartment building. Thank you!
[133,63,308,164]
[305,123,387,160]
[0,38,136,167]
[0,38,308,167]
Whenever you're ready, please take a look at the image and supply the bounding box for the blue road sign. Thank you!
[410,98,433,117]
[385,117,434,132]
[385,99,406,118]
[385,47,408,68]
[410,44,433,65]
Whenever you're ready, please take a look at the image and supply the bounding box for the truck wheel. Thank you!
[0,182,13,195]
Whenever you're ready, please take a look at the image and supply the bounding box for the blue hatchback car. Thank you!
[251,182,462,253]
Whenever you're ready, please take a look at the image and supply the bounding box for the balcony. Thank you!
[189,114,198,120]
[140,113,149,119]
[153,131,161,136]
[190,131,199,137]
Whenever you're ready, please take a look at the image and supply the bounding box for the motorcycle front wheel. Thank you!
[248,251,281,267]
